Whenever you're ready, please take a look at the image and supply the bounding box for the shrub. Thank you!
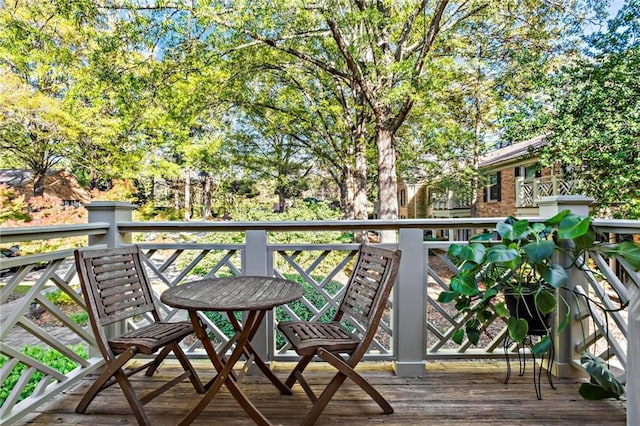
[0,344,88,407]
[0,184,30,224]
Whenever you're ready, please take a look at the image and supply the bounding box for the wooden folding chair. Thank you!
[74,246,205,425]
[278,244,402,426]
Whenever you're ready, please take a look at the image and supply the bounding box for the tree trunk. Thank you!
[353,129,368,243]
[340,166,355,220]
[202,173,212,220]
[278,190,287,213]
[184,169,191,221]
[173,184,180,210]
[32,169,46,197]
[376,127,399,220]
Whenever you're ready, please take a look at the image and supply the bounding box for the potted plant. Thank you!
[438,209,640,399]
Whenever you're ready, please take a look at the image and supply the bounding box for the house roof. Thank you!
[0,169,34,186]
[479,135,548,168]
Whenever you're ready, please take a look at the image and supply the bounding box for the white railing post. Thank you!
[537,196,594,378]
[85,202,136,344]
[394,228,427,377]
[628,283,640,426]
[515,176,524,207]
[243,230,269,369]
[86,201,136,247]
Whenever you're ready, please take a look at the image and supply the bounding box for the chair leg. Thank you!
[172,342,205,393]
[144,344,172,377]
[318,348,393,413]
[284,354,313,390]
[76,349,136,414]
[300,349,393,426]
[302,368,348,426]
[113,368,152,425]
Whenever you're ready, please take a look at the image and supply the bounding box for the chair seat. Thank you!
[109,321,194,355]
[278,321,360,356]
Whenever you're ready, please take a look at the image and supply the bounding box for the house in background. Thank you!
[475,135,576,217]
[397,135,578,220]
[0,169,90,207]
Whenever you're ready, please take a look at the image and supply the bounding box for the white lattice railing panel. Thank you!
[572,250,639,383]
[0,250,102,424]
[426,246,513,357]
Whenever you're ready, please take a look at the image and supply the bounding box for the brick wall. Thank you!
[476,165,554,217]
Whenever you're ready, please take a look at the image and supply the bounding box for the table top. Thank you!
[160,276,304,311]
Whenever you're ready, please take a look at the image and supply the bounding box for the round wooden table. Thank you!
[161,276,304,426]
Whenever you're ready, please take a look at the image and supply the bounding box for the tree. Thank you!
[224,54,372,221]
[540,0,640,218]
[0,1,90,195]
[201,1,600,224]
[232,111,312,213]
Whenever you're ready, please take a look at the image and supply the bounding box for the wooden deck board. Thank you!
[16,361,626,425]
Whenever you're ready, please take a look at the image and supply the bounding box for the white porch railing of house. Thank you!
[430,190,471,210]
[516,175,578,207]
[1,198,639,426]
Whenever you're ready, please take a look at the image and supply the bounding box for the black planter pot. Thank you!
[505,293,553,336]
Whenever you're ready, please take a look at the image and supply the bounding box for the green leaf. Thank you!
[507,317,528,343]
[470,232,494,242]
[613,242,640,271]
[496,221,512,240]
[580,352,625,399]
[452,329,465,345]
[467,329,480,346]
[558,215,591,240]
[541,263,568,288]
[451,276,479,296]
[497,220,528,240]
[535,291,556,314]
[477,310,493,323]
[578,383,622,400]
[480,287,498,302]
[523,240,555,263]
[437,291,458,303]
[511,219,530,240]
[544,209,571,226]
[494,301,509,318]
[531,222,546,233]
[486,245,519,263]
[557,309,570,333]
[458,243,486,264]
[448,244,464,257]
[532,335,552,356]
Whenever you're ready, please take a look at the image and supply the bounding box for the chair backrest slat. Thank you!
[338,245,401,330]
[76,246,156,327]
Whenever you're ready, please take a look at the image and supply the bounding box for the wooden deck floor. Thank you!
[17,361,626,425]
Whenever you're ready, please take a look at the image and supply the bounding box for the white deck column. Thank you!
[393,228,427,377]
[243,230,269,370]
[86,201,136,247]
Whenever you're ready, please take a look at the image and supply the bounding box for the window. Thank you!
[62,200,80,208]
[399,189,406,207]
[515,165,541,178]
[485,172,501,202]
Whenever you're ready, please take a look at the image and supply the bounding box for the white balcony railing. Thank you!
[1,199,638,425]
[516,175,578,207]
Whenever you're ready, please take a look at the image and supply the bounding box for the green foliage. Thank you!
[0,344,88,407]
[439,210,639,347]
[0,184,30,224]
[579,352,625,400]
[439,209,639,400]
[45,289,75,306]
[135,202,183,222]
